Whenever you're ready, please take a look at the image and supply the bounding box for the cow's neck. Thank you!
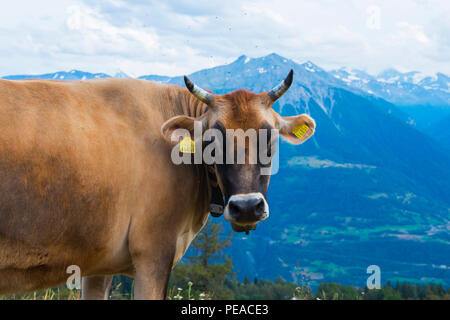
[159,87,209,120]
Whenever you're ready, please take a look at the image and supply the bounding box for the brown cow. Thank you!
[0,70,315,299]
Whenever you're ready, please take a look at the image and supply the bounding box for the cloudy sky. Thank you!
[0,0,448,77]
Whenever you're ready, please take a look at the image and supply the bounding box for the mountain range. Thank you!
[2,53,449,288]
[330,67,450,107]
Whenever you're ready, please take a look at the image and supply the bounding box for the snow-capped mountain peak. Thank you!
[301,61,323,73]
[330,66,450,105]
[114,71,131,78]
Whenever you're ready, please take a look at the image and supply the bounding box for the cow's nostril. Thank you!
[227,195,266,221]
[228,200,241,218]
[255,199,265,214]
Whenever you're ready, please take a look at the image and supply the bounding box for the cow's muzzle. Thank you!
[224,193,269,231]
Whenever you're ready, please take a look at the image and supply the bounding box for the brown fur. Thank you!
[0,79,209,298]
[206,90,277,133]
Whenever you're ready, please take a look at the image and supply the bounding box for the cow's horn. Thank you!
[267,69,294,102]
[184,76,214,105]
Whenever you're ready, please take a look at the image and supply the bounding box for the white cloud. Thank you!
[395,22,429,44]
[64,5,159,55]
[0,0,448,76]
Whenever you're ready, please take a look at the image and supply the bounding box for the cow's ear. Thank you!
[278,114,315,145]
[161,115,206,144]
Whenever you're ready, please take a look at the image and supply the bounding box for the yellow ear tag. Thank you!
[292,124,310,140]
[180,135,195,153]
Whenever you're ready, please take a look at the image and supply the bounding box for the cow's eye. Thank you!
[267,139,272,158]
[257,139,272,166]
[259,138,271,158]
[262,128,272,158]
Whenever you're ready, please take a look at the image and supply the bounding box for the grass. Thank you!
[0,287,81,300]
[0,279,134,300]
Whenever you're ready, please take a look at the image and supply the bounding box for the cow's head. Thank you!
[161,70,315,233]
